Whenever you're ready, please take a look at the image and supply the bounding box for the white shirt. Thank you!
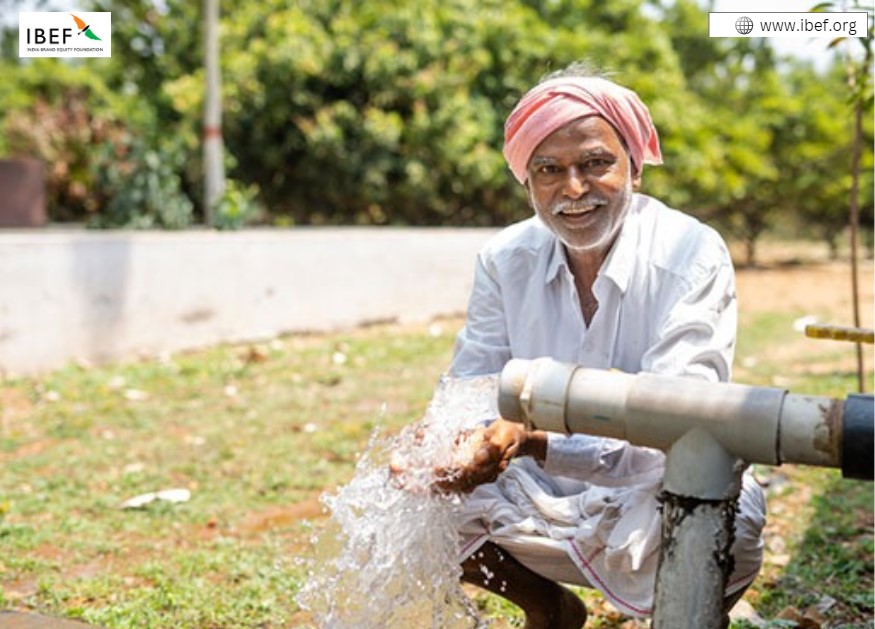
[451,192,736,380]
[450,194,764,616]
[450,193,738,473]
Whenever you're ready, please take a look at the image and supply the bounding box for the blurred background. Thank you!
[0,3,872,627]
[0,0,871,266]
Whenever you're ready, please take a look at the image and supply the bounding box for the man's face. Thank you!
[525,116,638,254]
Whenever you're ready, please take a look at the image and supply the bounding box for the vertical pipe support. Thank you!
[652,428,743,629]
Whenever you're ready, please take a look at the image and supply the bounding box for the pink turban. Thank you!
[503,77,663,184]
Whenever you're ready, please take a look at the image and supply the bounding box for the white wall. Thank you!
[0,227,497,375]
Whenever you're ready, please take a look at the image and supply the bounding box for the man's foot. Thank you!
[523,584,587,629]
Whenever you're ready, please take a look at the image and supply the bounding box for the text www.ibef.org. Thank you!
[709,12,867,38]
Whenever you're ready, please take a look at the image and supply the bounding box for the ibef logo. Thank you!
[19,11,111,58]
[70,13,103,41]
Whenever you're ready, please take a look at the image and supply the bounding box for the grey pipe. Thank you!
[497,357,864,476]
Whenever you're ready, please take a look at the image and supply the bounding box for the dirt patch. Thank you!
[733,259,874,385]
[0,388,33,414]
[236,496,327,536]
[0,388,36,431]
[736,260,874,324]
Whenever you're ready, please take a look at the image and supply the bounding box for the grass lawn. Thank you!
[1,260,872,628]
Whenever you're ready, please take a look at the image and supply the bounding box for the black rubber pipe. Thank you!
[841,394,874,481]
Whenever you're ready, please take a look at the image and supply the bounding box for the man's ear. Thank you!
[631,163,642,191]
[524,181,534,208]
[632,171,642,191]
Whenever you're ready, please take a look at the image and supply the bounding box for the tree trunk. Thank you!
[826,232,839,261]
[849,72,865,393]
[744,236,757,268]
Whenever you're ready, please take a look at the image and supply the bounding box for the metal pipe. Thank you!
[804,323,874,345]
[652,428,742,628]
[498,357,855,473]
[652,493,738,628]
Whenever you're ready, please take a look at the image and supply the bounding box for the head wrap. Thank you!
[503,76,663,184]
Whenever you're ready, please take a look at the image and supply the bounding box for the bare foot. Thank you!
[523,584,587,629]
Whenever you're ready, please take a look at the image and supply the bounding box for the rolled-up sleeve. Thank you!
[543,433,665,486]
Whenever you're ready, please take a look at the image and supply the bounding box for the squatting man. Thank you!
[395,63,766,629]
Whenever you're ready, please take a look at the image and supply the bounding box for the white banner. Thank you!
[709,11,867,38]
[19,12,112,58]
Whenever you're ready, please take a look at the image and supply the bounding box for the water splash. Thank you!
[296,374,499,629]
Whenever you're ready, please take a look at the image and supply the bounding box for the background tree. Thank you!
[0,0,870,246]
[810,1,874,392]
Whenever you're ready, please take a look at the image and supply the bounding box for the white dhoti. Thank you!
[458,455,766,618]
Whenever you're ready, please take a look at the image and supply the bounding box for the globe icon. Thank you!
[735,16,754,35]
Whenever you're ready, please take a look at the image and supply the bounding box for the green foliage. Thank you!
[1,61,130,221]
[213,179,264,230]
[0,0,871,245]
[0,57,194,226]
[89,135,194,229]
[813,1,874,106]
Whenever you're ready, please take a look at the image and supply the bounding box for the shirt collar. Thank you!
[598,195,643,294]
[545,233,567,285]
[543,193,644,293]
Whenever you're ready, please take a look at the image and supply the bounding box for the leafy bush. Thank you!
[4,88,119,222]
[212,179,263,230]
[1,60,194,228]
[88,134,194,229]
[0,0,872,252]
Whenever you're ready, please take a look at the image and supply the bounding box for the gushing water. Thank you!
[296,374,499,628]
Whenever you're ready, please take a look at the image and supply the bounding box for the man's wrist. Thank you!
[519,430,548,463]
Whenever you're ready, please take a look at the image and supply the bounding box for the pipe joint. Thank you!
[663,427,743,500]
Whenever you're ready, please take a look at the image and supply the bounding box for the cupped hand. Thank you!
[433,418,530,494]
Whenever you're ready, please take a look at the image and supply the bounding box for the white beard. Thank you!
[529,176,633,254]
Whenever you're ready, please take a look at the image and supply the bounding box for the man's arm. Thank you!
[446,226,736,489]
[449,253,513,377]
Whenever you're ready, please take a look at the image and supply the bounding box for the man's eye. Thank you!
[538,165,560,175]
[585,159,609,169]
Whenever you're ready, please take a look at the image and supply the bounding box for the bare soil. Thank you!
[736,259,874,324]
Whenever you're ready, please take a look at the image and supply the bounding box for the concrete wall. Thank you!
[0,227,497,375]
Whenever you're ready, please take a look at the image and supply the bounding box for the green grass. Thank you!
[753,470,874,627]
[0,310,872,628]
[1,323,452,628]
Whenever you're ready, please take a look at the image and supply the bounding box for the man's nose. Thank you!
[563,167,588,198]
